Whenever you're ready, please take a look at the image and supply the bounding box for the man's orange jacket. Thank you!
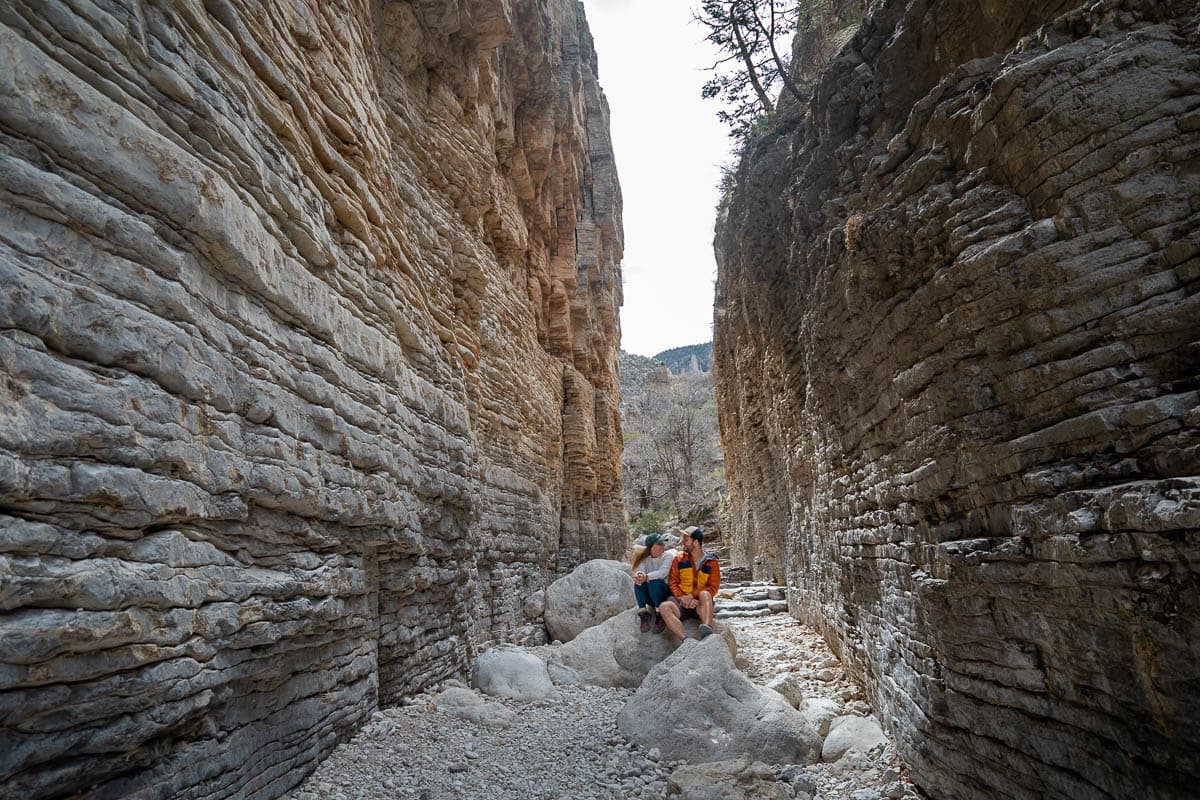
[668,550,720,598]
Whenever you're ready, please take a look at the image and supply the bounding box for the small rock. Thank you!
[823,716,888,763]
[800,697,842,737]
[848,700,873,715]
[766,673,805,708]
[829,749,875,776]
[668,758,792,800]
[524,589,546,619]
[778,764,818,795]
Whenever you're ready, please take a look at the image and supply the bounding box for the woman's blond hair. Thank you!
[632,540,663,570]
[632,546,651,570]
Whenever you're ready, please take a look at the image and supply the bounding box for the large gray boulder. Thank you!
[538,608,736,688]
[471,645,557,700]
[543,559,635,642]
[617,636,820,765]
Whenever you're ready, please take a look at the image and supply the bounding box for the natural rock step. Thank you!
[729,587,787,599]
[715,607,775,619]
[717,600,789,614]
[721,582,786,596]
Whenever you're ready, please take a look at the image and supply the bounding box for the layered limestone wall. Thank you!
[0,0,623,797]
[715,1,1199,798]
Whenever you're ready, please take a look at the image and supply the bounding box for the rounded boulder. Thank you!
[618,636,820,765]
[471,645,557,701]
[543,559,635,642]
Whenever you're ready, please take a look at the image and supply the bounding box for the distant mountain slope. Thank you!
[618,350,662,393]
[618,344,723,532]
[652,342,713,374]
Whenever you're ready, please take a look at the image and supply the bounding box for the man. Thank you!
[658,525,720,640]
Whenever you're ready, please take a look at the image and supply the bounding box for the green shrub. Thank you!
[630,508,671,537]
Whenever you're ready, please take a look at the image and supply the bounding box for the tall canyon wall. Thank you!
[0,0,623,797]
[715,0,1199,798]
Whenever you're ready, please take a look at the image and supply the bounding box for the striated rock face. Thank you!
[715,1,1199,798]
[0,0,623,797]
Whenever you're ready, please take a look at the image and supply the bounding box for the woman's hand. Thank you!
[633,571,647,585]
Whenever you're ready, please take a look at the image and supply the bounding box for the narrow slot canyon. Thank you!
[0,1,1197,799]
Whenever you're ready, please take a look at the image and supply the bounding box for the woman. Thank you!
[631,533,675,633]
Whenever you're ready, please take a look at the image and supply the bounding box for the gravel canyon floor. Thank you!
[288,583,922,800]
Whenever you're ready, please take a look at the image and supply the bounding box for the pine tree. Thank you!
[697,0,803,140]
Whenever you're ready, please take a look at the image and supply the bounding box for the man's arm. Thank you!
[668,555,682,598]
[706,558,720,596]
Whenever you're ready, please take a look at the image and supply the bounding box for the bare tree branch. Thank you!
[747,0,804,101]
[730,11,774,115]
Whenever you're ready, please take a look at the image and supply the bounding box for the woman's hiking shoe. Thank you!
[652,616,666,634]
[638,611,652,633]
[698,623,713,640]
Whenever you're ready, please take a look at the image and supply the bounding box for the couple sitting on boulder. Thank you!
[631,526,720,640]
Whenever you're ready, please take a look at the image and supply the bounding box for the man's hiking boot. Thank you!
[698,623,713,640]
[652,615,666,634]
[638,611,652,633]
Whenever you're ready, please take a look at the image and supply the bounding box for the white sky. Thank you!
[581,0,732,359]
